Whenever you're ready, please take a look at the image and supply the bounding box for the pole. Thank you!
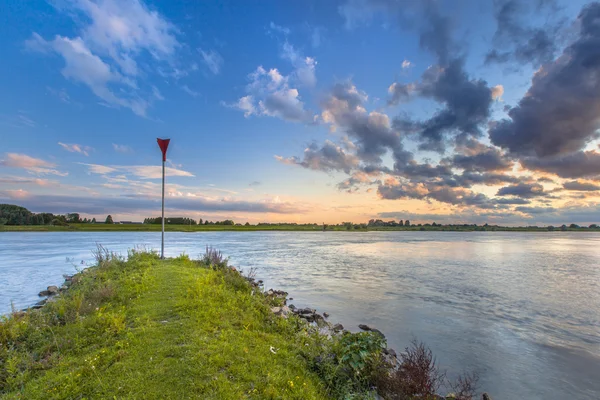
[161,158,165,259]
[157,138,170,260]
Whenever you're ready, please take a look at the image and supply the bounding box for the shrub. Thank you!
[201,245,228,269]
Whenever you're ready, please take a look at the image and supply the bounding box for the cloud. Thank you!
[0,176,53,186]
[112,143,132,153]
[27,34,150,116]
[227,66,314,123]
[491,85,504,101]
[181,85,199,97]
[446,141,513,172]
[562,180,600,191]
[520,150,600,179]
[249,181,261,187]
[281,42,317,87]
[199,48,223,75]
[401,59,412,69]
[514,206,557,215]
[0,112,37,129]
[275,140,359,174]
[269,22,290,35]
[387,82,415,106]
[0,153,67,176]
[485,0,562,68]
[321,81,403,163]
[394,60,493,153]
[496,183,546,198]
[490,3,600,158]
[25,0,181,116]
[79,162,194,179]
[58,142,93,156]
[1,193,307,215]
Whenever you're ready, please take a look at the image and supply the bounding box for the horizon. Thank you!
[1,0,600,225]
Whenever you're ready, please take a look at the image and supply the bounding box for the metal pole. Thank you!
[161,159,165,259]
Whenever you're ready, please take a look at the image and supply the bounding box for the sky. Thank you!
[1,0,600,225]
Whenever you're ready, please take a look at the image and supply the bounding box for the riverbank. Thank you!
[1,223,597,232]
[0,248,485,399]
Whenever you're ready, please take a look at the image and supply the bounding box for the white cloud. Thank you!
[227,66,314,123]
[401,59,412,69]
[199,48,223,75]
[73,0,179,76]
[229,95,256,117]
[151,86,164,100]
[27,34,150,116]
[58,142,93,156]
[281,42,317,87]
[269,22,290,35]
[181,85,199,97]
[112,143,132,153]
[79,162,194,179]
[25,0,181,117]
[0,153,68,176]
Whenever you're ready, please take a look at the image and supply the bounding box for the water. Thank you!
[0,231,599,399]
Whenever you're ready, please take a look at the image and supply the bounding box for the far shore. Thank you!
[1,223,598,233]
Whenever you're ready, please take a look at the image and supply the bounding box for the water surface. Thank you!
[1,231,599,399]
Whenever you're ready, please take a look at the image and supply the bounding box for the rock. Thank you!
[323,312,329,318]
[297,308,316,315]
[316,317,328,328]
[332,323,344,332]
[288,297,293,300]
[358,324,385,339]
[47,286,59,295]
[38,290,51,297]
[383,348,397,358]
[271,306,291,317]
[64,275,73,281]
[482,394,492,400]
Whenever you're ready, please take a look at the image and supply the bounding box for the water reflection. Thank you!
[0,231,599,399]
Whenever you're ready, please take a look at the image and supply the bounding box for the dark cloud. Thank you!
[563,180,600,191]
[490,3,600,157]
[276,140,359,173]
[515,206,557,214]
[394,60,493,153]
[447,144,513,172]
[0,193,305,215]
[378,181,495,209]
[494,197,531,205]
[387,82,414,106]
[485,0,562,68]
[496,182,546,198]
[537,176,555,183]
[521,151,600,178]
[321,82,403,163]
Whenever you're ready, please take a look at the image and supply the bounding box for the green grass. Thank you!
[0,251,333,399]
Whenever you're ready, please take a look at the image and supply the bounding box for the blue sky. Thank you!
[1,0,599,225]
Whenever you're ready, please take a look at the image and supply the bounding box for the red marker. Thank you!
[157,138,170,259]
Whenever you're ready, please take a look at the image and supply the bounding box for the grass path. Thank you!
[1,253,328,399]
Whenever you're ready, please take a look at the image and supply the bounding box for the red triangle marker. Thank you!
[157,138,170,162]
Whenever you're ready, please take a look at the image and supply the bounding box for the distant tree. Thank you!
[560,224,567,231]
[204,220,209,225]
[66,213,81,223]
[590,224,598,229]
[399,220,404,226]
[547,225,555,231]
[569,223,580,229]
[105,215,114,224]
[405,220,410,227]
[92,218,96,223]
[245,222,250,226]
[198,218,203,225]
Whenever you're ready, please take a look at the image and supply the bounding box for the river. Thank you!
[0,231,599,399]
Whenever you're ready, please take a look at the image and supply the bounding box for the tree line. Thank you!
[143,217,235,225]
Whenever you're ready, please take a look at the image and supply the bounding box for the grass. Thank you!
[0,250,332,399]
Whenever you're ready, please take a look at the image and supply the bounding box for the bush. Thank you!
[201,245,228,269]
